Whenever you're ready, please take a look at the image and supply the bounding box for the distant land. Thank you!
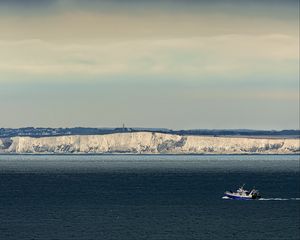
[1,127,299,138]
[0,128,299,155]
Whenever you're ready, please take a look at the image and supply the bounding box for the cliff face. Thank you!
[1,132,299,154]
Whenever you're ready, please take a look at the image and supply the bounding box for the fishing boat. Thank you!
[224,185,261,200]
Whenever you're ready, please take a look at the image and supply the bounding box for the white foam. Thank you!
[222,197,300,201]
[259,198,300,201]
[222,196,230,199]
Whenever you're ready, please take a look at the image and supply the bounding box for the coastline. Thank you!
[1,132,299,155]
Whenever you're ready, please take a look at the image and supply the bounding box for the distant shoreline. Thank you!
[0,153,299,156]
[1,132,299,155]
[1,127,299,139]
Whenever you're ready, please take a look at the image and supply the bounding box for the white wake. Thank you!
[222,196,230,199]
[259,197,300,201]
[222,196,300,201]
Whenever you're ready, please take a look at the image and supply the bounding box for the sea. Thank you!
[0,155,299,240]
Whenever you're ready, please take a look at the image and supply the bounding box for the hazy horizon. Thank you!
[1,126,299,132]
[0,0,299,129]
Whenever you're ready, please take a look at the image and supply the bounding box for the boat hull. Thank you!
[224,192,260,200]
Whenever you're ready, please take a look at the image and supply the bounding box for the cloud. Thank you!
[0,0,58,9]
[182,88,299,101]
[0,0,298,129]
[0,34,298,82]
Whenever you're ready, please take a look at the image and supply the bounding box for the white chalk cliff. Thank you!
[0,132,299,154]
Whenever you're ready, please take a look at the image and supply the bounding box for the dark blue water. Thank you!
[0,155,299,240]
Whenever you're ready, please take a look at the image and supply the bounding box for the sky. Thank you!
[0,0,299,130]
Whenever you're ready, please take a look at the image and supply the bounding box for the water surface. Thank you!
[0,155,299,239]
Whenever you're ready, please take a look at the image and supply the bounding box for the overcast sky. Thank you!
[0,0,299,129]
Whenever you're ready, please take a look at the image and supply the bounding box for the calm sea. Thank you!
[0,155,299,240]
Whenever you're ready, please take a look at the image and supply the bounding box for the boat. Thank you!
[224,184,261,200]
